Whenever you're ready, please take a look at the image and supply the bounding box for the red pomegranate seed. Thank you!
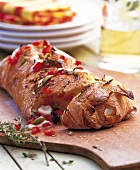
[45,129,55,136]
[31,127,41,134]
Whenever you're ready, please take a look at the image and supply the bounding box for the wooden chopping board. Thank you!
[0,67,140,170]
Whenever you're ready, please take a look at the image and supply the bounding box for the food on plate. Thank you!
[0,0,76,25]
[0,40,137,129]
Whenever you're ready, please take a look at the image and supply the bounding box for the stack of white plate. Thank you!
[0,0,102,51]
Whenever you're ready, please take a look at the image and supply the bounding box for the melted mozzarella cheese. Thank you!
[38,105,52,115]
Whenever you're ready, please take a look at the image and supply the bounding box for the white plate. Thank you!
[0,37,93,51]
[0,0,101,31]
[0,29,100,51]
[0,19,101,38]
[0,27,100,44]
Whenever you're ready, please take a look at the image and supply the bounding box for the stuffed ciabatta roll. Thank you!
[61,76,136,129]
[0,40,136,128]
[0,40,95,123]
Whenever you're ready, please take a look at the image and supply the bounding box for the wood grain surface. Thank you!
[0,68,140,170]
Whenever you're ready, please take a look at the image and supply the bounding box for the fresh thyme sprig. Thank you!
[0,118,49,166]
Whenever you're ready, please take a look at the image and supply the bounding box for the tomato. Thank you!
[42,121,51,127]
[75,60,82,66]
[21,45,30,52]
[45,129,55,136]
[15,49,22,58]
[14,124,20,131]
[59,55,65,60]
[14,7,23,15]
[55,69,66,76]
[7,49,22,65]
[31,127,41,134]
[42,41,52,54]
[44,115,53,122]
[32,40,42,47]
[33,62,46,72]
[47,68,56,75]
[43,86,52,94]
[7,56,18,65]
[27,117,35,124]
[43,40,50,47]
[75,66,83,70]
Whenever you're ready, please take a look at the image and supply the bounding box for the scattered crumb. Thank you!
[68,131,73,136]
[79,136,86,139]
[96,137,99,141]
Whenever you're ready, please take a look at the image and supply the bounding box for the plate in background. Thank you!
[0,27,100,51]
[0,0,101,31]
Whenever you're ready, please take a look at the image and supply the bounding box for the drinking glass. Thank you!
[99,0,140,74]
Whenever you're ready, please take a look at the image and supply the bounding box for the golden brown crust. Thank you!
[0,40,137,128]
[0,40,95,119]
[61,76,137,129]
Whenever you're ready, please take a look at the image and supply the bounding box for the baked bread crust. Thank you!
[0,40,137,128]
[61,76,137,129]
[0,40,95,120]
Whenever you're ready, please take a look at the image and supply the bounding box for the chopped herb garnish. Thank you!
[62,160,74,165]
[22,152,37,160]
[38,75,53,87]
[20,56,28,66]
[92,145,102,151]
[50,158,55,161]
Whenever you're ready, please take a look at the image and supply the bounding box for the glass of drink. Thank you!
[99,0,140,74]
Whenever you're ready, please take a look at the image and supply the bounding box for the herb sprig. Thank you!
[0,118,49,166]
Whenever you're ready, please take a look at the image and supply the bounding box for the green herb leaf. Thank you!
[0,118,49,166]
[92,145,102,151]
[62,160,74,165]
[22,152,37,160]
[38,75,53,87]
